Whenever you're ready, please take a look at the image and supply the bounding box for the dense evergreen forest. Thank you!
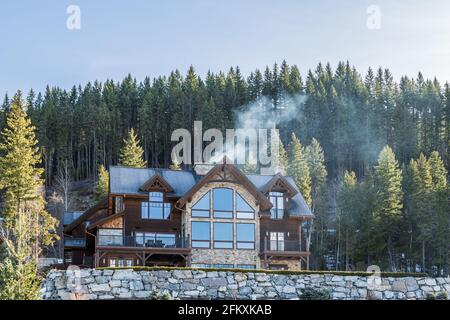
[1,60,448,274]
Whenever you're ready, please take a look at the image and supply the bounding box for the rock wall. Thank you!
[41,268,450,300]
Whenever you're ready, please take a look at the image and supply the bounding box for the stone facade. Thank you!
[41,268,450,300]
[184,180,262,268]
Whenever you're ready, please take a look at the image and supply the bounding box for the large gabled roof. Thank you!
[109,164,313,218]
[109,166,197,197]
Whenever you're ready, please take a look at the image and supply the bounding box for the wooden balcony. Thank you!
[261,237,310,270]
[94,235,191,268]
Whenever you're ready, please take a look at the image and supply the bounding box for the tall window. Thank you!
[269,232,285,251]
[141,192,171,220]
[192,221,211,248]
[269,192,285,219]
[213,222,233,249]
[192,191,210,217]
[213,188,233,218]
[236,223,255,249]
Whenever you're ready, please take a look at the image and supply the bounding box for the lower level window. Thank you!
[109,258,133,267]
[237,265,256,269]
[269,264,288,270]
[109,258,117,268]
[191,263,234,269]
[213,222,233,249]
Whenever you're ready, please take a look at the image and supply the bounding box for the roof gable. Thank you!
[177,163,273,211]
[139,174,174,193]
[260,173,299,198]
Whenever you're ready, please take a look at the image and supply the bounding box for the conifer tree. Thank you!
[241,160,257,174]
[0,91,58,299]
[337,171,358,270]
[95,165,109,200]
[273,130,288,174]
[372,146,403,270]
[288,133,312,207]
[305,138,328,204]
[119,128,147,168]
[427,151,449,272]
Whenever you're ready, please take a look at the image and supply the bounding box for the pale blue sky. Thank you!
[1,0,449,98]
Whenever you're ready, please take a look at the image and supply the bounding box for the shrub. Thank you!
[150,290,174,300]
[435,292,448,300]
[425,293,436,300]
[300,288,332,300]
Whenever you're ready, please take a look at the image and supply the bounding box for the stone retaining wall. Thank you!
[41,269,450,300]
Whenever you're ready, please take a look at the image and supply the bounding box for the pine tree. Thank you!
[241,160,257,174]
[119,128,147,168]
[95,165,109,200]
[372,146,403,271]
[337,171,358,270]
[305,138,327,203]
[427,151,449,273]
[273,130,288,174]
[0,91,58,299]
[288,133,312,207]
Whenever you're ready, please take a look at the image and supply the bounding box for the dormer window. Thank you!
[141,192,171,220]
[269,192,284,219]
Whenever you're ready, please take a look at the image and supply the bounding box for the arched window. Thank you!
[190,188,255,250]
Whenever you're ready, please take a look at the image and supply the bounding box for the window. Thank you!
[115,196,125,214]
[109,258,117,267]
[236,223,255,249]
[192,191,210,217]
[192,221,211,248]
[150,192,163,202]
[125,259,133,267]
[98,229,123,246]
[141,192,171,219]
[135,232,176,248]
[191,263,233,269]
[269,192,284,219]
[270,232,285,251]
[213,188,233,218]
[213,222,233,249]
[212,264,234,269]
[236,193,254,219]
[269,264,288,271]
[237,265,256,270]
[117,259,124,267]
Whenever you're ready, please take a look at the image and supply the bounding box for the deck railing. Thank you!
[97,235,190,249]
[64,237,86,247]
[262,237,307,252]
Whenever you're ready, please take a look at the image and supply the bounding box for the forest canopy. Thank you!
[1,60,447,185]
